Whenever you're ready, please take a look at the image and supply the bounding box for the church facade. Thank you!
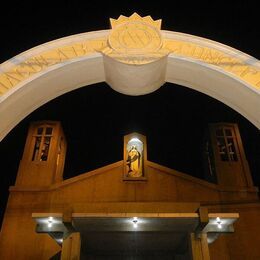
[0,120,259,259]
[0,12,259,260]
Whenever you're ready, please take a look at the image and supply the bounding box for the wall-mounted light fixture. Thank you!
[133,217,138,229]
[216,217,222,229]
[48,217,53,228]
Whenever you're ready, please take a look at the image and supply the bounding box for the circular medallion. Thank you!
[108,21,162,54]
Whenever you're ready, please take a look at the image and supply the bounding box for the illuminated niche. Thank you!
[123,133,147,181]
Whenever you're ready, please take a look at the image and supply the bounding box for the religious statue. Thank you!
[126,145,142,177]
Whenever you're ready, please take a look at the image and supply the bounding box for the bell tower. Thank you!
[15,121,67,187]
[204,122,254,188]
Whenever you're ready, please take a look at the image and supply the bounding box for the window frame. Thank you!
[215,126,239,162]
[32,124,54,162]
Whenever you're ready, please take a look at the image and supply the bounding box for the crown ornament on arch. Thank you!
[101,13,169,65]
[109,12,162,29]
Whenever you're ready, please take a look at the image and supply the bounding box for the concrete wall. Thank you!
[0,160,259,259]
[209,203,260,260]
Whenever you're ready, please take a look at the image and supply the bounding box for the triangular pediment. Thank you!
[43,160,220,205]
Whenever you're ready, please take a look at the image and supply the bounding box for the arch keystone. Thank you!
[101,13,169,95]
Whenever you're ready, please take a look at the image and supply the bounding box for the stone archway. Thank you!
[0,13,259,140]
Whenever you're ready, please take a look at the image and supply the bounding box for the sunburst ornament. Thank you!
[101,13,169,65]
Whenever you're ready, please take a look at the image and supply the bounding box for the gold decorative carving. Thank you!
[0,38,106,95]
[164,39,260,89]
[101,13,169,65]
[0,13,259,96]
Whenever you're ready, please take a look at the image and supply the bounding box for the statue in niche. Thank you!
[126,144,143,177]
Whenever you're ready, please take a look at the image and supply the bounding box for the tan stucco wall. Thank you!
[47,161,220,207]
[208,203,260,260]
[0,160,259,259]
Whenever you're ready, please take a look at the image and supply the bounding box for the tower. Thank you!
[204,122,254,188]
[15,121,67,187]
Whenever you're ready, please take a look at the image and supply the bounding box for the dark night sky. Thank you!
[0,2,259,221]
